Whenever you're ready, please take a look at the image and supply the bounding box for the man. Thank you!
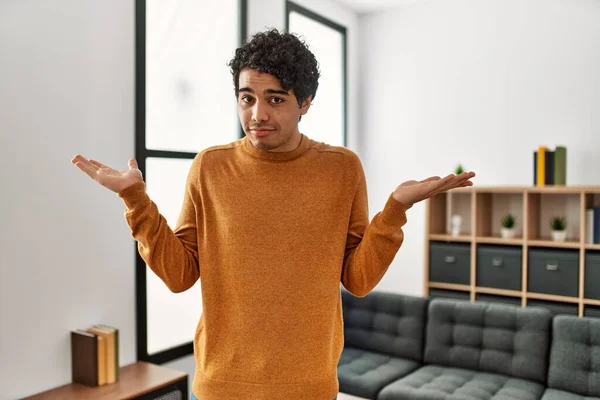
[72,29,474,400]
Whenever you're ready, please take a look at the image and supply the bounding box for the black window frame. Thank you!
[134,0,247,364]
[285,1,348,147]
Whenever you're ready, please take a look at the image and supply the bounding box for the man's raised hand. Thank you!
[392,171,476,206]
[71,155,143,193]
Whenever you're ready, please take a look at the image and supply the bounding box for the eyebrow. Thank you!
[239,87,289,96]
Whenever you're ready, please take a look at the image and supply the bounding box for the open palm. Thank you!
[393,171,475,206]
[71,155,143,193]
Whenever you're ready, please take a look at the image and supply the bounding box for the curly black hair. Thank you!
[228,28,320,107]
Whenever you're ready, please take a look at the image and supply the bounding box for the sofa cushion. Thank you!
[424,299,552,383]
[547,315,600,397]
[341,288,428,361]
[542,388,600,400]
[377,365,545,400]
[337,347,420,399]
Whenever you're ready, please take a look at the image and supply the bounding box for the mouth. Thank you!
[250,129,275,138]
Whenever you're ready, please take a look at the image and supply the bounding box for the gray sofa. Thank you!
[338,288,600,400]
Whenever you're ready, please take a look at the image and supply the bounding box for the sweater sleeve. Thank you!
[116,157,201,293]
[341,156,412,297]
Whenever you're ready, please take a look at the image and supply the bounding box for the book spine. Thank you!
[587,209,595,244]
[554,146,567,185]
[545,151,554,185]
[537,146,547,186]
[533,151,537,185]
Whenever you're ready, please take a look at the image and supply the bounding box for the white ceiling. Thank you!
[333,0,421,14]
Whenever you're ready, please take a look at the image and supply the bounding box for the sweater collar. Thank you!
[242,133,311,162]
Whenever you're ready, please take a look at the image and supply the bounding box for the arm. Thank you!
[117,156,201,293]
[341,156,475,297]
[341,157,411,297]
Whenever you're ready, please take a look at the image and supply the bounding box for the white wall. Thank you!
[360,0,600,297]
[0,1,137,398]
[0,0,359,397]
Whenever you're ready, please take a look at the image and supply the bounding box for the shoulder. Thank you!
[307,138,363,170]
[192,138,244,165]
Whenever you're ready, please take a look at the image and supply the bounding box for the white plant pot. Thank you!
[551,230,567,242]
[501,228,516,239]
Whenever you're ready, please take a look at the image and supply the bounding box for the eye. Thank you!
[270,97,284,104]
[241,95,253,104]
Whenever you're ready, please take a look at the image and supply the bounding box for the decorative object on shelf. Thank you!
[550,216,567,242]
[450,214,463,237]
[533,145,567,186]
[501,213,516,239]
[586,206,600,244]
[455,164,464,175]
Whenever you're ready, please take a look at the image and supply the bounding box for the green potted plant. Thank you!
[550,216,567,241]
[501,213,516,239]
[455,164,464,175]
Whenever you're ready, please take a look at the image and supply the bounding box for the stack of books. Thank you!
[533,145,567,186]
[587,206,600,244]
[71,324,119,387]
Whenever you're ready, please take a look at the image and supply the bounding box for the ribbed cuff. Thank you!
[117,181,150,209]
[380,193,412,227]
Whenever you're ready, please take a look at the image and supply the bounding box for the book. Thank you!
[533,151,537,185]
[537,146,548,186]
[545,150,554,185]
[554,146,567,185]
[88,327,115,384]
[71,330,99,387]
[587,208,595,244]
[92,324,119,383]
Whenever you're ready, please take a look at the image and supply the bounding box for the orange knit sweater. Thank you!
[117,133,411,400]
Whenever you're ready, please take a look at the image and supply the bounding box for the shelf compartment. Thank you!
[526,192,581,242]
[476,192,524,239]
[429,242,471,285]
[583,193,600,245]
[476,293,522,306]
[527,248,579,298]
[476,244,522,291]
[428,192,473,236]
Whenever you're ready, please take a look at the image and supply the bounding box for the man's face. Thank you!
[238,68,311,152]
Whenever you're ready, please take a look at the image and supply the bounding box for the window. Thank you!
[135,0,247,364]
[286,2,347,147]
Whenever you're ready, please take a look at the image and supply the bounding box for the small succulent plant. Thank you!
[455,164,464,175]
[502,214,516,229]
[550,216,567,231]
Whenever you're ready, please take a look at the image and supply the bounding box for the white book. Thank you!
[586,209,595,244]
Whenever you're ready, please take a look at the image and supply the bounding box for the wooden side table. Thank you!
[22,361,188,400]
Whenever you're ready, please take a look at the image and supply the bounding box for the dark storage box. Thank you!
[527,248,579,297]
[584,252,600,300]
[476,245,522,291]
[429,242,471,285]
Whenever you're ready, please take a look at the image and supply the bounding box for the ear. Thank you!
[299,96,312,116]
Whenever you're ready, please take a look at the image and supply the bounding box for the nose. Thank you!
[251,102,269,123]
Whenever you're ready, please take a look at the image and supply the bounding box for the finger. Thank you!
[71,155,99,171]
[74,161,98,180]
[129,158,138,170]
[90,159,110,169]
[420,176,441,183]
